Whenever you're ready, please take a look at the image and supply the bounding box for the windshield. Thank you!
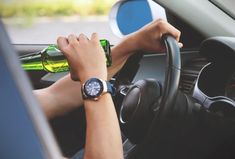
[1,0,119,45]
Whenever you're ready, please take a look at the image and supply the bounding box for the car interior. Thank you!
[1,0,235,159]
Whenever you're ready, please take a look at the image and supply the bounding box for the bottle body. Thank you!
[20,39,112,73]
[41,45,70,73]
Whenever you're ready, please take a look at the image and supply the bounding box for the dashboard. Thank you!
[191,37,235,116]
[114,35,235,119]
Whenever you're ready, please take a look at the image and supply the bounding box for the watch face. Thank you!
[84,78,104,98]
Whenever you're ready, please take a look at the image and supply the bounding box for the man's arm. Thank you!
[57,33,123,159]
[34,75,82,119]
[108,19,182,78]
[35,19,182,119]
[83,93,123,159]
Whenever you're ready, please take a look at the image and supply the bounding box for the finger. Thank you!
[165,24,181,42]
[178,42,183,48]
[91,33,99,44]
[157,20,181,42]
[78,33,88,43]
[68,34,78,46]
[57,36,69,52]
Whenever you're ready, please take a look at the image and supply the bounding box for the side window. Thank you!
[1,0,118,45]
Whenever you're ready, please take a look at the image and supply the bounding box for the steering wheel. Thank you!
[116,34,181,147]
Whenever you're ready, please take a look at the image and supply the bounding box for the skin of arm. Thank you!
[57,33,123,159]
[34,19,182,119]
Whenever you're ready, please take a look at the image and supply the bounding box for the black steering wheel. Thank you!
[154,34,181,116]
[116,34,181,149]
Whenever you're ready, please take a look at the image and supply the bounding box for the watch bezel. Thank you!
[83,78,104,99]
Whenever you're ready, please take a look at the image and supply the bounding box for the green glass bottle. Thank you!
[20,39,112,73]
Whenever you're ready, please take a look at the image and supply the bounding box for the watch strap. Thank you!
[106,81,115,96]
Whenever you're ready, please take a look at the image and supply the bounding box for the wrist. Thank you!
[80,72,107,84]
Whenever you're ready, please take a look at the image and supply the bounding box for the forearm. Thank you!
[108,19,182,79]
[84,94,123,159]
[34,88,56,119]
[34,75,83,119]
[108,33,139,79]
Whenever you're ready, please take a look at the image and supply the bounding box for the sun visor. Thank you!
[200,37,235,64]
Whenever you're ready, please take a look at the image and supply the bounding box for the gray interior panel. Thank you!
[15,44,48,56]
[155,0,235,37]
[133,51,199,84]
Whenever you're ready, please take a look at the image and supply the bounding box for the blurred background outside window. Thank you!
[0,0,120,45]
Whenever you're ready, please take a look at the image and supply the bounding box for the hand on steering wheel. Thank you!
[118,35,181,144]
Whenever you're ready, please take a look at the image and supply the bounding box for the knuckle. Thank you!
[175,30,181,40]
[178,30,181,36]
[156,19,166,30]
[156,18,164,23]
[68,34,73,40]
[79,33,84,38]
[69,33,75,37]
[57,36,63,42]
[92,32,98,38]
[156,19,165,25]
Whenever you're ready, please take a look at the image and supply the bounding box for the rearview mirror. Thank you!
[109,0,167,38]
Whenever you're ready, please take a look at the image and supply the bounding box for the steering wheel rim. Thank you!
[122,34,181,159]
[142,34,181,143]
[156,34,181,117]
[118,34,181,149]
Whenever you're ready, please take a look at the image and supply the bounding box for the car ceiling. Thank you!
[155,0,235,38]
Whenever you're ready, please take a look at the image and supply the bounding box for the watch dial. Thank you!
[85,81,102,96]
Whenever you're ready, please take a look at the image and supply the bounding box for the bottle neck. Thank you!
[20,53,44,71]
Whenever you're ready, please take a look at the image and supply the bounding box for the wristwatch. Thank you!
[81,78,114,101]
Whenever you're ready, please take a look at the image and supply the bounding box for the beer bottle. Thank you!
[20,39,112,73]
